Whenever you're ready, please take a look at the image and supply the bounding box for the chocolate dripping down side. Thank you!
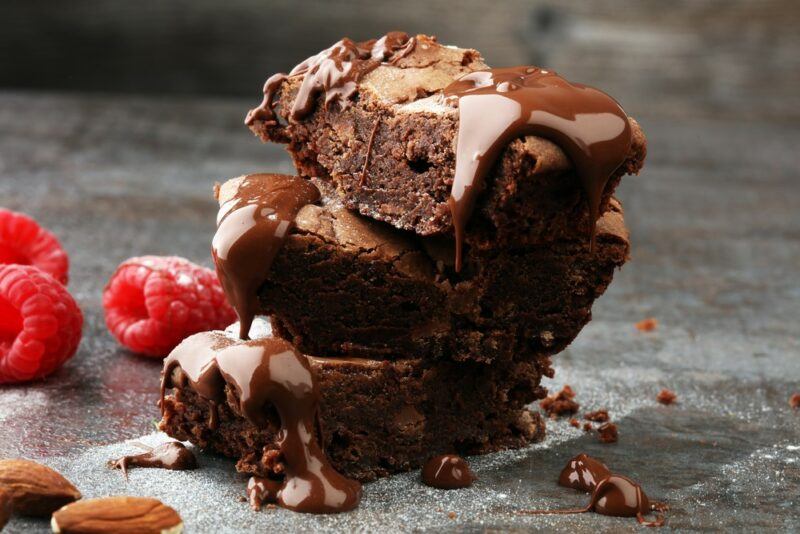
[161,331,362,514]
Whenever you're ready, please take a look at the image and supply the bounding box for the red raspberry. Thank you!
[103,256,236,357]
[0,265,83,383]
[0,209,70,285]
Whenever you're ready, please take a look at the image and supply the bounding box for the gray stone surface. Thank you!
[0,92,798,532]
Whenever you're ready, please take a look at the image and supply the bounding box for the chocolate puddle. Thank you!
[421,455,475,489]
[109,442,197,479]
[521,454,667,527]
[212,174,319,340]
[443,67,632,271]
[245,31,415,125]
[161,331,362,514]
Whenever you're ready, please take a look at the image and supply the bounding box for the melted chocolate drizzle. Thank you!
[421,454,476,489]
[161,331,362,514]
[522,454,667,527]
[443,67,632,271]
[109,442,197,479]
[212,174,320,340]
[245,32,415,126]
[558,453,611,492]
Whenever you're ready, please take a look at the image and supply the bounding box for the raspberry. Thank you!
[0,209,70,284]
[0,265,83,383]
[103,256,236,357]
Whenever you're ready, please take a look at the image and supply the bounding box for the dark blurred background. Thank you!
[2,0,798,121]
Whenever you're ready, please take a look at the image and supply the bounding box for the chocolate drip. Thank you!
[558,453,611,492]
[360,119,380,186]
[521,455,667,527]
[212,174,320,339]
[109,442,197,479]
[421,454,476,489]
[161,331,362,514]
[246,476,282,510]
[244,74,288,126]
[443,67,632,271]
[244,32,415,125]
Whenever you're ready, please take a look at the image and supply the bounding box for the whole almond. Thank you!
[0,488,11,529]
[51,496,183,534]
[0,459,81,516]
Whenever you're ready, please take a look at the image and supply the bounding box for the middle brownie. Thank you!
[217,175,629,364]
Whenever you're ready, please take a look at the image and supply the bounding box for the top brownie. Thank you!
[247,34,646,250]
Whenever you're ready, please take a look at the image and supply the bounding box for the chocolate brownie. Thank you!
[216,175,630,363]
[159,323,550,482]
[247,34,646,251]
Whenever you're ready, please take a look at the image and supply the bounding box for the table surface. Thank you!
[0,91,798,532]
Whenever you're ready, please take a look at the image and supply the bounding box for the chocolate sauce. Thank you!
[443,67,632,271]
[421,455,476,489]
[161,331,361,514]
[212,174,320,340]
[246,476,282,510]
[522,454,666,527]
[558,453,611,492]
[245,32,415,125]
[360,120,380,186]
[109,442,197,478]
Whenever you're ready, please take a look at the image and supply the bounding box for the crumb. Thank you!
[635,317,658,332]
[790,393,800,409]
[540,385,580,417]
[657,389,678,405]
[448,511,456,520]
[583,422,593,432]
[238,496,247,503]
[569,418,580,428]
[597,422,618,443]
[584,409,610,422]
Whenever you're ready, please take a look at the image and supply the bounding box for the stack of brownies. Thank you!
[159,33,645,483]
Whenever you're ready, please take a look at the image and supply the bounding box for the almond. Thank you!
[0,459,81,516]
[51,496,183,534]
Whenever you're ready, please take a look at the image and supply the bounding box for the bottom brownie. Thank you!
[159,334,550,482]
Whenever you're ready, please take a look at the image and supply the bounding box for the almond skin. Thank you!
[0,459,81,516]
[0,488,12,529]
[51,496,183,534]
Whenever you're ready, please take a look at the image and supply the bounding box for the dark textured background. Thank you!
[0,1,798,532]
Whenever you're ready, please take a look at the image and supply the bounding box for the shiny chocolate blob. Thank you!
[421,454,476,489]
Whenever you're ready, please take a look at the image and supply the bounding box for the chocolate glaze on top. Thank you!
[521,455,667,527]
[212,174,320,340]
[161,331,362,514]
[245,31,415,125]
[558,453,611,493]
[443,67,632,271]
[421,454,476,489]
[109,442,197,479]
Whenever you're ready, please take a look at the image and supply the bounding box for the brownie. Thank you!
[247,34,646,250]
[217,175,630,364]
[159,329,551,482]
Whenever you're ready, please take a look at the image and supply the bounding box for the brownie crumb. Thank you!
[584,409,610,423]
[448,512,456,520]
[583,422,593,432]
[540,385,580,418]
[597,422,618,443]
[569,418,580,428]
[635,317,658,332]
[657,389,678,405]
[790,393,800,409]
